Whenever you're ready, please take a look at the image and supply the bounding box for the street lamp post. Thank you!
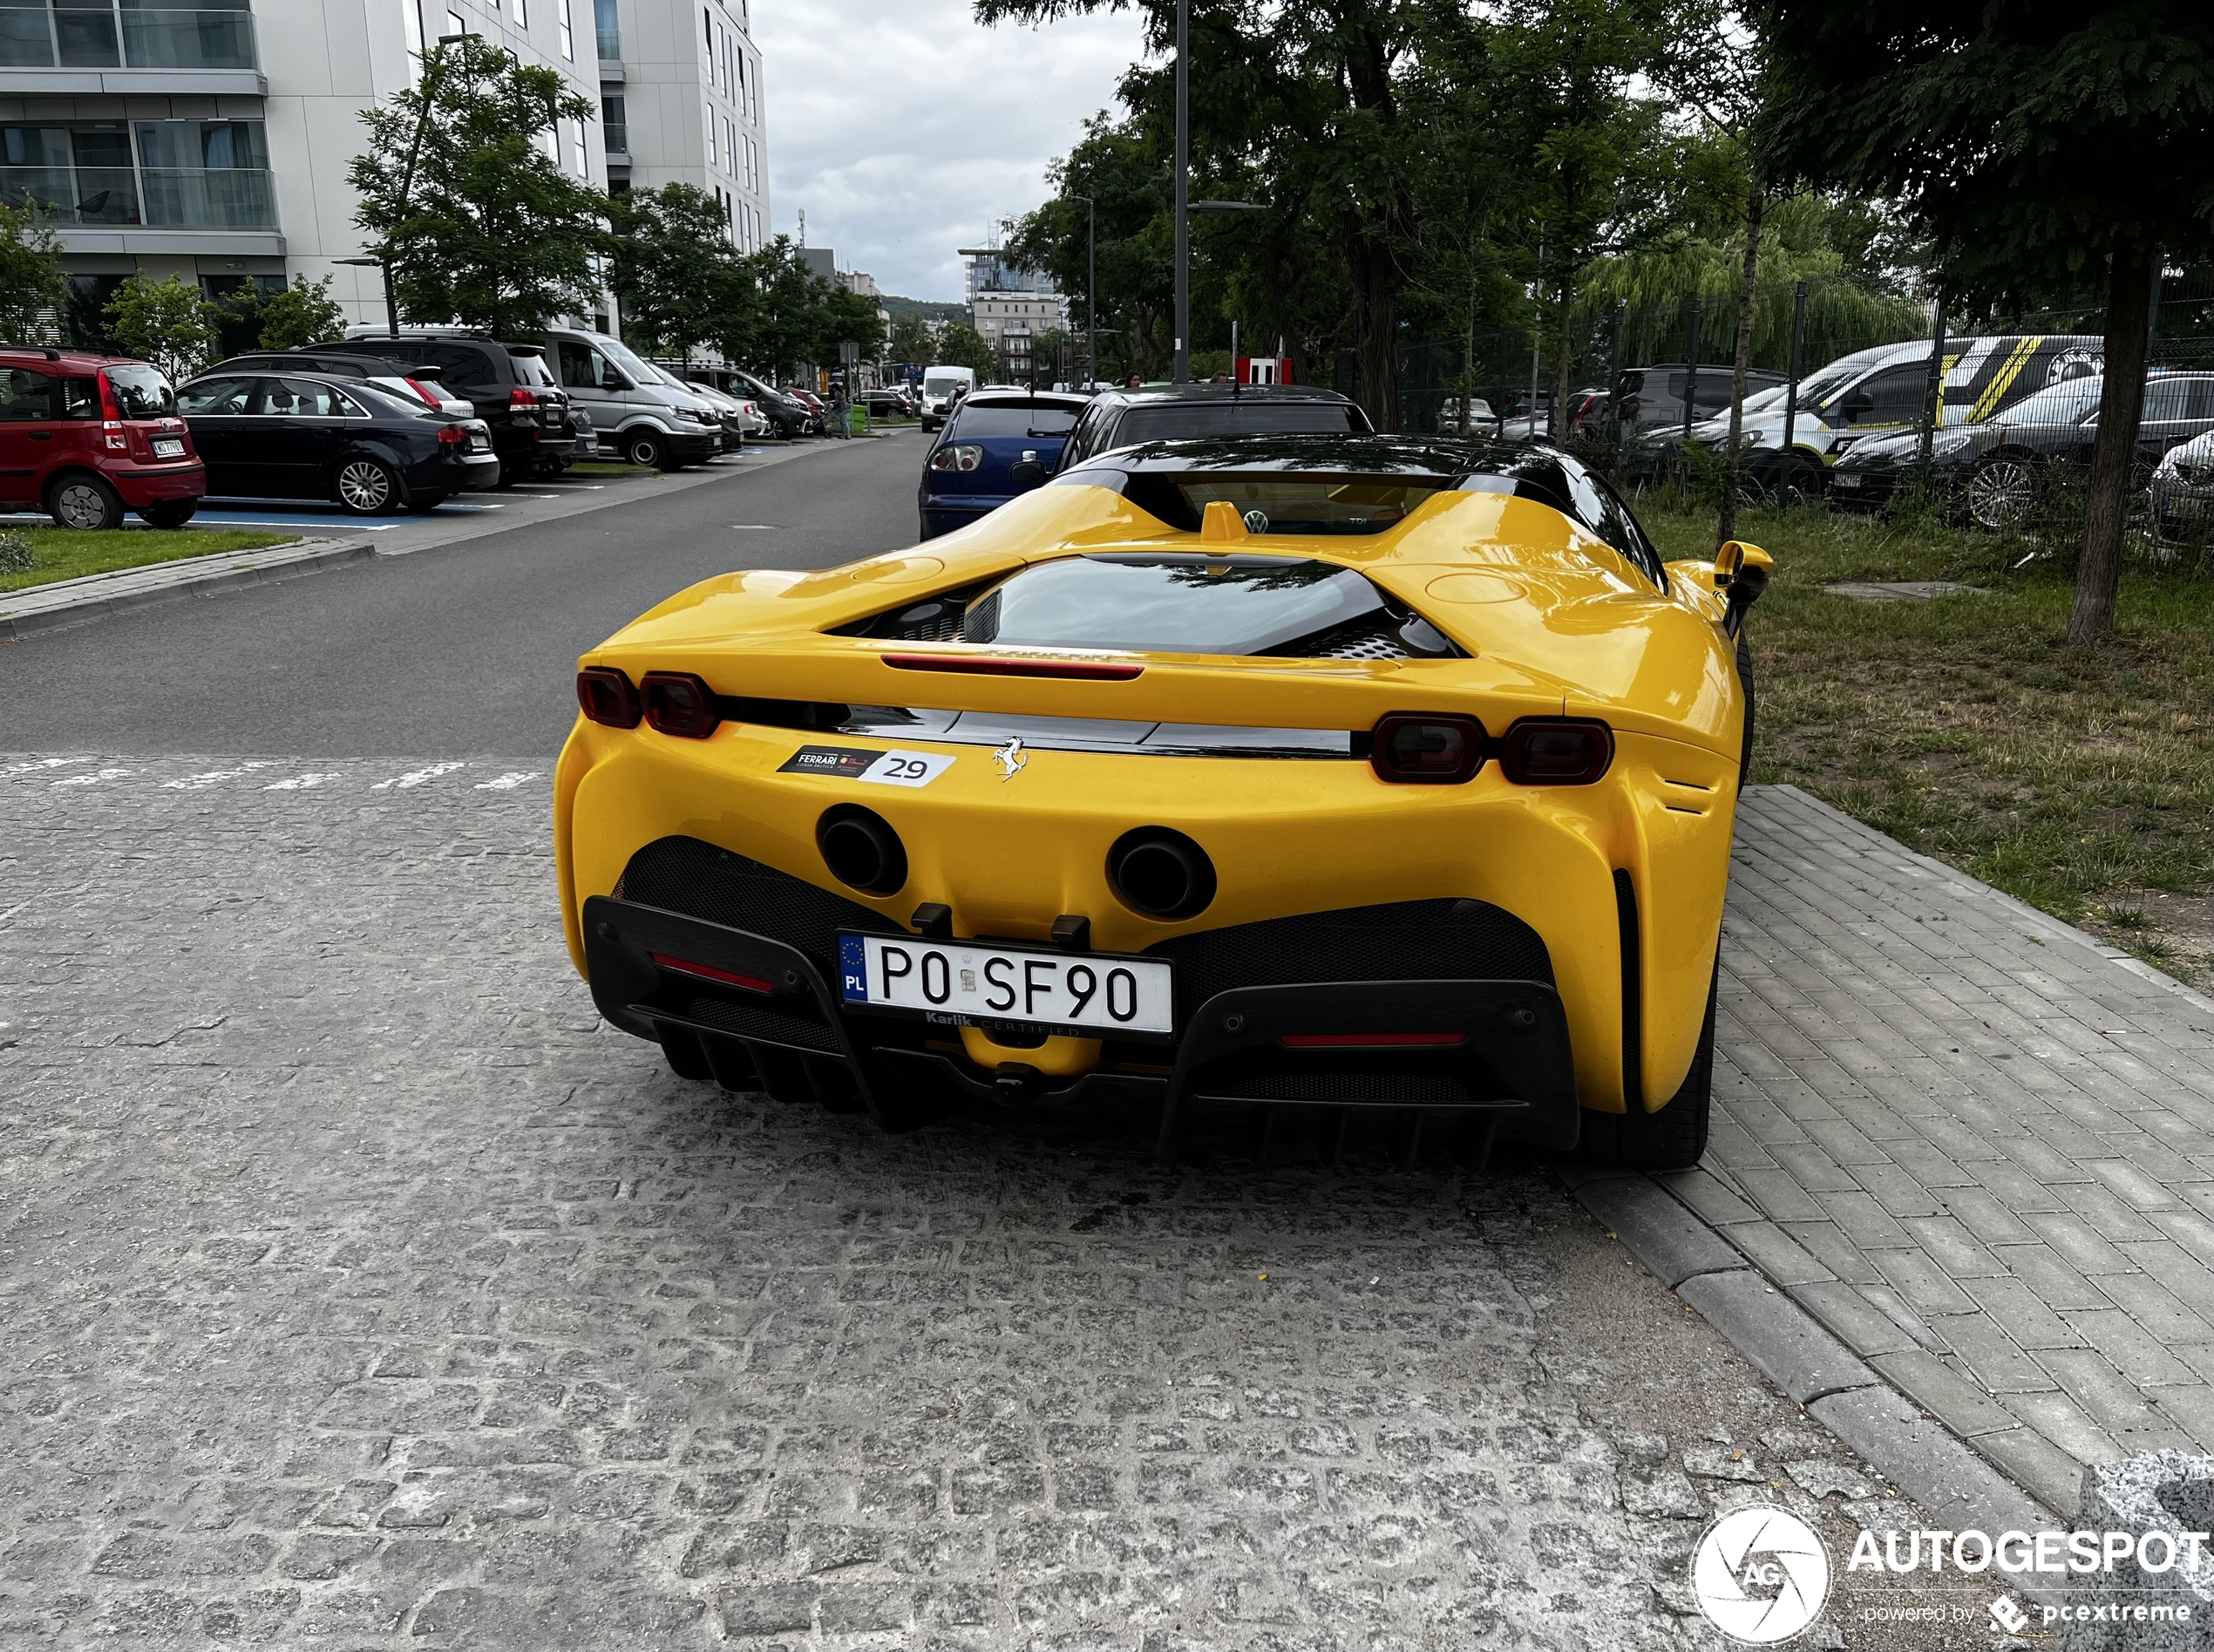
[1068,192,1096,391]
[334,256,397,337]
[1173,0,1188,383]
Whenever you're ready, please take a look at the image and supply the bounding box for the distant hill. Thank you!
[880,296,968,323]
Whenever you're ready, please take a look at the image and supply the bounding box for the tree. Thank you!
[256,275,347,350]
[350,34,608,336]
[0,202,68,345]
[1753,3,2214,642]
[933,322,997,377]
[611,182,746,363]
[104,275,217,380]
[887,311,936,367]
[1009,112,1174,382]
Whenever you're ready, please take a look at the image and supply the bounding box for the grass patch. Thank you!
[0,527,297,595]
[1640,500,2211,980]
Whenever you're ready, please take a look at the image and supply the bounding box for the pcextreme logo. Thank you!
[1691,1505,1833,1644]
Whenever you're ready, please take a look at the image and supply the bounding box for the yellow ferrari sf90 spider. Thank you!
[556,434,1769,1169]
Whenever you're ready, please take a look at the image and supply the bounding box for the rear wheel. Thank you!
[335,457,398,514]
[623,431,669,470]
[49,473,125,531]
[1966,452,2040,530]
[139,498,198,529]
[1581,962,1716,1172]
[402,493,449,513]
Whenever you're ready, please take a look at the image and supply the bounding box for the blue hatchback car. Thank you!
[917,390,1090,540]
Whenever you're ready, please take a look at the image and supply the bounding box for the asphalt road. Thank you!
[0,433,925,763]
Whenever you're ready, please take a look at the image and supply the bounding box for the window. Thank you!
[571,116,587,176]
[177,377,253,415]
[279,378,363,418]
[557,339,615,390]
[557,0,573,56]
[0,369,52,421]
[510,0,527,28]
[593,0,617,58]
[704,105,717,168]
[2140,377,2207,425]
[723,117,735,177]
[100,363,176,417]
[404,0,424,71]
[601,93,626,154]
[1824,365,1928,428]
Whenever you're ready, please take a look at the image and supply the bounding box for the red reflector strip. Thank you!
[880,653,1144,681]
[1280,1032,1467,1048]
[649,952,775,994]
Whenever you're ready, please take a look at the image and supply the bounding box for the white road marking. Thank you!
[473,772,540,791]
[730,524,779,530]
[3,757,92,776]
[52,768,133,787]
[372,762,466,791]
[163,762,279,790]
[263,772,342,792]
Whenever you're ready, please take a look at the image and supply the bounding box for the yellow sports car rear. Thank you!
[556,434,1769,1168]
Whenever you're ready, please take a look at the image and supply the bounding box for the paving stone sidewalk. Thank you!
[3,758,1987,1650]
[1689,785,2214,1516]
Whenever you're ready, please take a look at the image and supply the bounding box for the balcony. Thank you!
[0,4,257,71]
[601,121,628,160]
[2,162,275,229]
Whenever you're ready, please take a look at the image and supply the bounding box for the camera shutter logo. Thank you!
[1690,1505,1832,1644]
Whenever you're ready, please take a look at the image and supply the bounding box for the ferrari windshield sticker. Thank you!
[779,745,953,788]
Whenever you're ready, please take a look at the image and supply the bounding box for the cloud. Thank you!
[751,0,1150,301]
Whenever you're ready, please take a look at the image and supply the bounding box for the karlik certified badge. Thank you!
[1691,1505,1832,1644]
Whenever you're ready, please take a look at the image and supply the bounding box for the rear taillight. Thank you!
[437,423,469,447]
[509,386,539,407]
[1370,713,1487,785]
[640,671,721,738]
[96,370,127,451]
[1498,718,1613,785]
[929,445,982,472]
[576,667,641,728]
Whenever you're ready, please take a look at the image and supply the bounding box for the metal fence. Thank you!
[1374,269,2214,559]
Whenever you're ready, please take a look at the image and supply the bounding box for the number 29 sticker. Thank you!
[858,750,952,788]
[777,744,953,788]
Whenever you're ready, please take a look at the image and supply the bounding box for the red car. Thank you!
[0,348,205,530]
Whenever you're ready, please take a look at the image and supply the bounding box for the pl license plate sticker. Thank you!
[778,744,954,787]
[838,932,1175,1037]
[153,438,185,457]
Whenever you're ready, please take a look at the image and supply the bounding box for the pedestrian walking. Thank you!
[827,382,851,440]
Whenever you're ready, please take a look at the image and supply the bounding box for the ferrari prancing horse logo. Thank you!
[993,737,1028,781]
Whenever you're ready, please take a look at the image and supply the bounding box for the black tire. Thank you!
[624,431,669,470]
[402,493,449,514]
[334,456,400,515]
[1581,961,1717,1172]
[47,472,125,531]
[139,498,198,529]
[1735,629,1756,779]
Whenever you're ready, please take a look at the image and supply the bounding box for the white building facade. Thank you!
[596,0,766,253]
[0,0,766,343]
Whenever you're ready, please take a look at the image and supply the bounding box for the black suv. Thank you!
[1055,382,1371,470]
[719,368,815,439]
[341,333,575,483]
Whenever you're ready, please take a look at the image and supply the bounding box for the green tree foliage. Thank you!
[1753,1,2214,640]
[350,35,607,336]
[611,183,749,363]
[1008,112,1173,382]
[256,275,348,350]
[0,202,68,345]
[933,322,998,377]
[103,274,217,380]
[887,311,936,367]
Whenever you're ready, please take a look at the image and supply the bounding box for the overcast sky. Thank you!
[752,1,1151,302]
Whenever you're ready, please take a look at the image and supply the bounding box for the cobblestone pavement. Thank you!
[1700,786,2214,1514]
[0,756,1973,1650]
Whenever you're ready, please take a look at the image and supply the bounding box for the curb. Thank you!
[1564,1162,2068,1586]
[0,536,369,641]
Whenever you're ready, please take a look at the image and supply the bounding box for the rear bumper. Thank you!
[109,461,205,505]
[581,891,1580,1152]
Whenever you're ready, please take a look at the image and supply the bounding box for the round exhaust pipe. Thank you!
[818,805,908,895]
[1107,827,1216,920]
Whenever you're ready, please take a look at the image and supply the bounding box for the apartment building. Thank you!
[597,0,766,253]
[0,0,763,344]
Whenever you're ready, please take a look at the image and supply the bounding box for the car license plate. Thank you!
[1831,472,1862,488]
[838,932,1174,1037]
[153,438,185,458]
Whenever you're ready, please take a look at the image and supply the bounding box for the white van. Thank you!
[920,365,975,432]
